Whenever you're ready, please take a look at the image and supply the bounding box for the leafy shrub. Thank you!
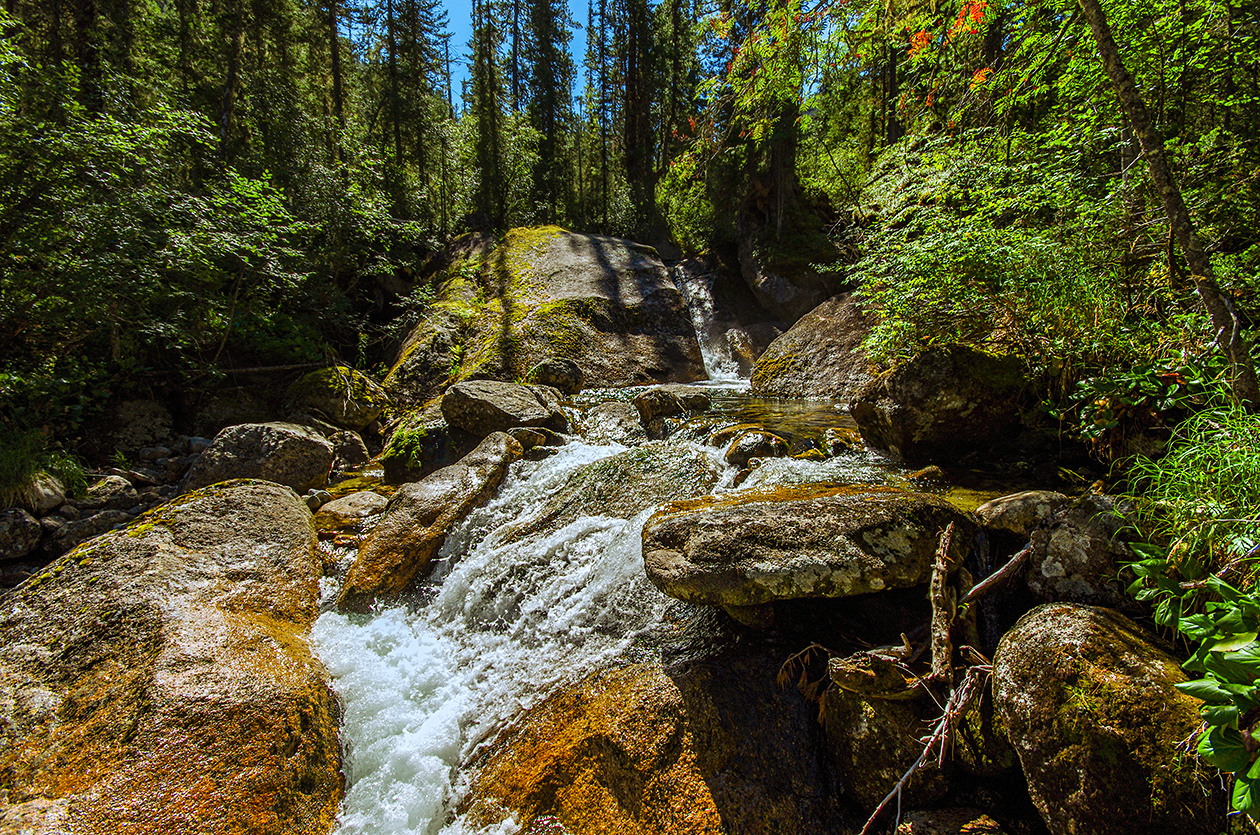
[0,428,86,509]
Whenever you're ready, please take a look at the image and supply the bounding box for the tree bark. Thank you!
[1078,0,1260,409]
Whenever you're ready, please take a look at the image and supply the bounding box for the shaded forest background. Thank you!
[1,0,1258,458]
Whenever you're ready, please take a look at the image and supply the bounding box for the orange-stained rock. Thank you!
[0,479,342,835]
[337,432,523,612]
[463,663,724,835]
[464,647,849,835]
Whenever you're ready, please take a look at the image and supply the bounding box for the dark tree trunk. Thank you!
[328,0,345,160]
[1079,0,1260,408]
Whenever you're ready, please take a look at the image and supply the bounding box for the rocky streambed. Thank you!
[0,229,1229,835]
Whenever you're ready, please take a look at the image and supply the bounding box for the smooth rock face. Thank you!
[643,485,975,608]
[0,509,42,561]
[285,366,389,431]
[441,379,566,437]
[385,228,704,399]
[851,345,1026,465]
[750,294,877,407]
[993,604,1224,835]
[1027,494,1137,611]
[504,442,723,542]
[181,422,334,495]
[724,429,787,468]
[581,401,648,446]
[975,490,1069,537]
[464,649,845,835]
[527,358,583,394]
[0,480,342,835]
[338,433,524,612]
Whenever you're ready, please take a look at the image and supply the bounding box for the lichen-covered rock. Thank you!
[527,358,583,394]
[338,433,524,612]
[385,227,704,399]
[0,480,342,835]
[580,401,648,446]
[1026,495,1138,611]
[642,485,975,609]
[993,604,1225,835]
[724,428,787,468]
[464,649,845,835]
[285,366,389,431]
[851,345,1026,465]
[441,379,567,437]
[750,294,877,407]
[0,509,42,561]
[181,422,334,495]
[975,490,1069,538]
[504,442,723,542]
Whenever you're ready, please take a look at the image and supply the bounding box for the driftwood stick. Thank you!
[928,523,956,687]
[959,542,1034,607]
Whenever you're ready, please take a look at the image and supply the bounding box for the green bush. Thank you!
[0,428,86,509]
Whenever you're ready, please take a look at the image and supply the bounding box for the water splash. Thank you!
[311,442,682,835]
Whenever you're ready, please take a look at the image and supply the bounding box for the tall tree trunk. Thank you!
[1078,0,1260,408]
[328,0,345,161]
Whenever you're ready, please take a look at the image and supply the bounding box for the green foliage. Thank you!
[0,428,86,509]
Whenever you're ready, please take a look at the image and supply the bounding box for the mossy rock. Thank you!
[384,227,705,398]
[750,294,878,407]
[993,604,1226,835]
[379,402,476,484]
[286,366,389,431]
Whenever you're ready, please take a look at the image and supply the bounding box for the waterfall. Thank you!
[674,267,746,385]
[311,441,689,835]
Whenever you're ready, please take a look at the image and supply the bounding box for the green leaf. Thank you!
[1214,633,1260,653]
[1198,725,1251,773]
[1177,678,1234,705]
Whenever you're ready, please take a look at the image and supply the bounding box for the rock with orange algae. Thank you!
[0,479,342,835]
[337,431,523,613]
[464,649,848,835]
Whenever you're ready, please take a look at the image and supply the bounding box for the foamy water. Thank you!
[311,441,689,835]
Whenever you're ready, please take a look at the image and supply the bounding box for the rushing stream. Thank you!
[311,441,720,834]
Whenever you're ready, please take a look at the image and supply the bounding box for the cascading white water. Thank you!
[674,267,747,385]
[311,441,698,835]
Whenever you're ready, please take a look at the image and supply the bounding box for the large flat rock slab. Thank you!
[642,485,974,608]
[0,480,341,835]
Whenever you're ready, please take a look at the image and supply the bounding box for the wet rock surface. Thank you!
[643,484,975,609]
[975,491,1069,538]
[581,401,649,445]
[180,421,335,495]
[0,480,342,835]
[993,604,1224,835]
[338,432,524,612]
